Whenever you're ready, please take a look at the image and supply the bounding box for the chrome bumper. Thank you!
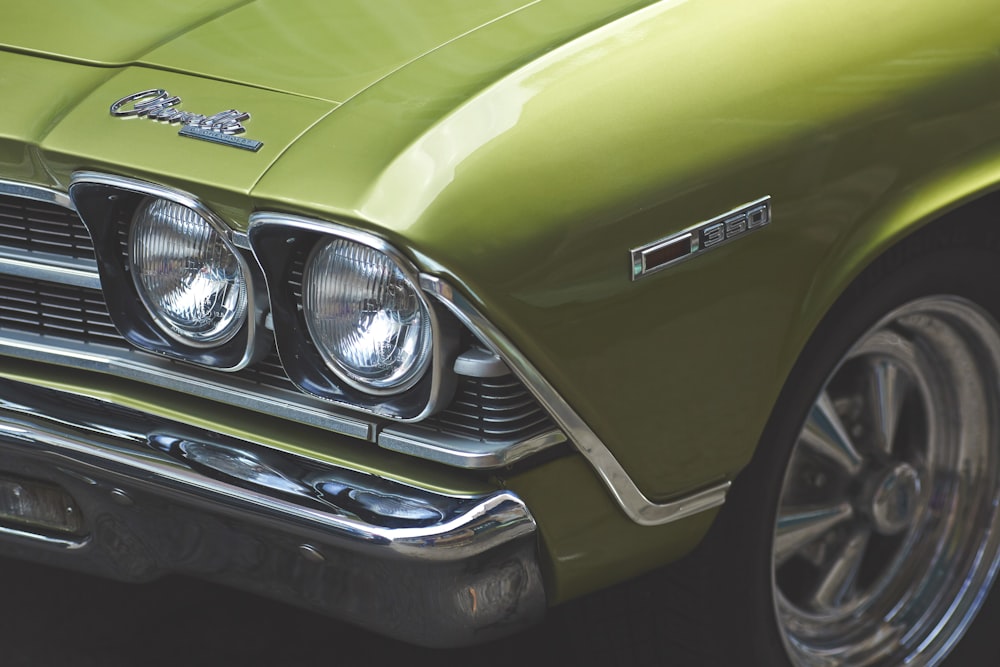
[0,379,545,647]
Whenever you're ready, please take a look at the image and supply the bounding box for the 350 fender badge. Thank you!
[629,196,772,280]
[110,89,263,152]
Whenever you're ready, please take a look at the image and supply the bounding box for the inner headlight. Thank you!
[302,238,432,394]
[129,197,248,346]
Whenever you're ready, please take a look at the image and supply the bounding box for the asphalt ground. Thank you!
[1,553,997,666]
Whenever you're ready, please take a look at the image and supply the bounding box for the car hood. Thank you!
[0,0,535,103]
[6,0,650,209]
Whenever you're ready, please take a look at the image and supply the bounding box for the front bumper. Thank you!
[0,378,545,647]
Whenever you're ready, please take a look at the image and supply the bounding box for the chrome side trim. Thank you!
[69,172,263,371]
[0,249,101,289]
[0,180,73,210]
[378,428,567,469]
[421,275,731,526]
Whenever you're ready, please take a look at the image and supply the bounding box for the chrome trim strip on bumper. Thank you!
[0,378,545,646]
[0,305,563,468]
[421,275,731,527]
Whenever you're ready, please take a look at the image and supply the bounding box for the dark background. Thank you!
[2,554,997,666]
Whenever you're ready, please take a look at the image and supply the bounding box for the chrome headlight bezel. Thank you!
[248,213,457,421]
[68,173,266,371]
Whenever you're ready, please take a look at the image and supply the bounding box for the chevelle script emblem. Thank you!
[109,89,263,152]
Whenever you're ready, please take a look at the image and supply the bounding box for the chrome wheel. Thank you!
[773,296,1000,666]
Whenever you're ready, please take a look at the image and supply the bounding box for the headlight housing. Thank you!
[129,198,248,347]
[70,175,263,371]
[303,238,432,394]
[248,213,458,420]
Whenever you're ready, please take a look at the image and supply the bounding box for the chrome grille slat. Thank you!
[419,375,554,442]
[0,279,118,334]
[0,200,95,258]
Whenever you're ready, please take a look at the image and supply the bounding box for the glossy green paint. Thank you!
[0,0,245,64]
[0,1,656,519]
[504,454,717,603]
[3,0,1000,600]
[1,0,537,104]
[252,0,658,215]
[141,0,536,102]
[0,52,111,185]
[256,0,1000,503]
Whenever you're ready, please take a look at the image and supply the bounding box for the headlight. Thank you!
[129,198,248,346]
[303,238,432,394]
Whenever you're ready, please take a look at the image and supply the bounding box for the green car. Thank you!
[1,0,999,664]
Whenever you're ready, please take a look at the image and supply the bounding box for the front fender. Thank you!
[254,0,1000,508]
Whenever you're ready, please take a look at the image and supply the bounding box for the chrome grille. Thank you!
[0,276,121,342]
[233,350,297,392]
[0,190,561,466]
[0,198,94,258]
[0,271,556,445]
[422,376,554,443]
[0,273,300,391]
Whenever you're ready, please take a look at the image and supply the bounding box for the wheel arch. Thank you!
[714,163,1000,666]
[783,158,1000,380]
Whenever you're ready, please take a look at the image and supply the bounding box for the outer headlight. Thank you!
[303,238,432,394]
[129,198,248,346]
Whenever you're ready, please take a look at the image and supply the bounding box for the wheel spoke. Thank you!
[800,391,864,476]
[869,359,908,455]
[774,502,854,565]
[811,526,871,610]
